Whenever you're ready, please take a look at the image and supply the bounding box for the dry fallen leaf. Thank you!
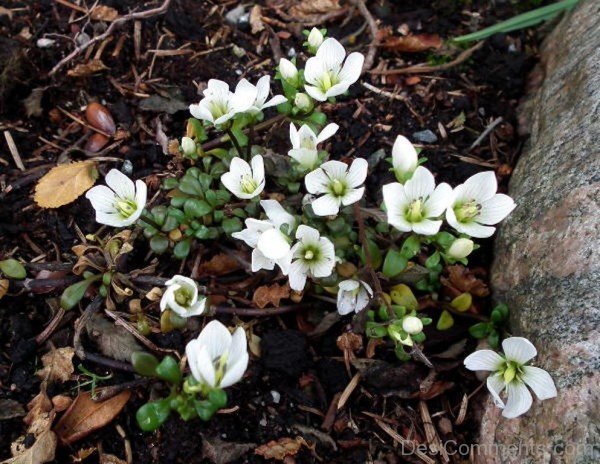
[198,253,241,277]
[442,265,489,298]
[252,282,290,309]
[249,5,265,34]
[380,33,443,53]
[90,5,119,21]
[67,59,108,77]
[86,315,143,362]
[52,395,73,412]
[3,428,57,464]
[290,0,341,19]
[254,436,310,461]
[34,161,98,208]
[0,279,8,300]
[99,454,127,464]
[71,447,97,463]
[201,435,256,464]
[36,347,75,384]
[54,391,131,445]
[0,399,25,420]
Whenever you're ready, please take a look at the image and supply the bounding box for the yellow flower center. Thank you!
[406,199,424,223]
[116,199,137,218]
[455,200,480,222]
[240,175,258,194]
[330,179,346,196]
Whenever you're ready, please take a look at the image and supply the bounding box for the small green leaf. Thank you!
[366,323,388,339]
[436,310,454,330]
[451,293,472,312]
[0,259,26,280]
[469,322,492,339]
[60,276,98,310]
[194,399,218,422]
[150,235,169,254]
[208,389,227,409]
[222,217,242,235]
[136,399,171,432]
[382,250,408,278]
[173,239,191,259]
[400,235,421,259]
[155,356,181,385]
[131,352,160,377]
[389,284,418,311]
[425,251,441,269]
[184,198,212,218]
[488,330,500,348]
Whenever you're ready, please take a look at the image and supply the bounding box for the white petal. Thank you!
[260,199,295,229]
[464,349,505,371]
[304,167,330,194]
[502,337,537,364]
[229,156,252,178]
[320,160,348,180]
[228,327,248,366]
[251,248,275,272]
[185,339,203,382]
[134,180,147,212]
[341,187,364,206]
[338,52,364,85]
[503,381,533,418]
[275,251,292,275]
[316,38,346,70]
[303,56,325,85]
[337,290,356,315]
[105,169,135,199]
[251,155,265,184]
[304,84,327,102]
[392,135,418,175]
[355,286,372,312]
[262,95,287,109]
[295,224,320,243]
[197,320,232,360]
[324,82,351,98]
[297,125,318,148]
[220,172,244,198]
[404,166,435,201]
[196,345,217,387]
[477,194,516,225]
[254,75,271,107]
[411,219,442,236]
[311,194,341,216]
[383,183,411,231]
[86,185,117,213]
[95,212,129,228]
[289,123,300,148]
[232,79,258,112]
[279,58,298,80]
[460,171,498,203]
[316,123,339,144]
[447,215,496,238]
[289,260,309,291]
[522,366,557,400]
[424,183,452,218]
[257,228,291,260]
[487,373,506,409]
[339,279,360,291]
[346,158,368,188]
[289,148,318,169]
[220,352,248,388]
[205,79,230,96]
[187,298,207,317]
[189,103,214,122]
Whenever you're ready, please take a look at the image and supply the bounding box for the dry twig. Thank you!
[349,0,379,71]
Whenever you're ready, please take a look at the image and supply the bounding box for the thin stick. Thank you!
[214,303,310,317]
[349,0,378,71]
[3,131,25,170]
[361,82,406,101]
[370,41,484,75]
[469,116,503,151]
[48,0,172,76]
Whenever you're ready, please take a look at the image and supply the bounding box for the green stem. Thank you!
[139,212,163,231]
[225,128,244,157]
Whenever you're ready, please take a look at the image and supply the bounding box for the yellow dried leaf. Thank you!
[36,347,75,384]
[252,283,290,309]
[249,5,265,34]
[290,0,341,19]
[67,60,109,77]
[254,437,310,460]
[0,279,8,299]
[34,161,98,208]
[90,5,119,22]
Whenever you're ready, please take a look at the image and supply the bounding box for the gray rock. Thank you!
[411,129,438,144]
[479,1,600,463]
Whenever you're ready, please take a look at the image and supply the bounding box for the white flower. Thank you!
[279,58,299,83]
[304,38,364,102]
[221,155,265,199]
[236,75,287,114]
[181,137,196,156]
[447,238,474,259]
[288,122,339,170]
[402,316,423,335]
[289,225,336,291]
[232,200,295,274]
[382,166,452,236]
[189,79,253,126]
[86,169,147,228]
[186,320,249,389]
[294,93,313,112]
[446,171,516,238]
[159,275,206,318]
[307,28,324,50]
[305,158,368,216]
[391,135,418,183]
[337,279,373,315]
[464,337,557,419]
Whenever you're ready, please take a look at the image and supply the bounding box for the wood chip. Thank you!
[337,373,361,410]
[3,131,25,171]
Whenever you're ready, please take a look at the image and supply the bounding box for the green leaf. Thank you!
[188,117,207,141]
[436,310,454,330]
[0,259,26,279]
[382,250,408,278]
[469,322,492,339]
[155,355,181,385]
[60,276,98,310]
[358,239,382,270]
[136,399,171,432]
[488,330,500,348]
[184,198,212,218]
[173,239,191,259]
[222,217,242,235]
[208,389,227,409]
[366,322,388,339]
[150,235,169,254]
[400,235,421,259]
[131,352,160,377]
[178,177,203,196]
[194,399,218,422]
[434,232,455,249]
[389,284,418,311]
[425,251,441,269]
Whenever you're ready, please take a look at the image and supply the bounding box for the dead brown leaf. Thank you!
[90,5,119,21]
[0,399,25,420]
[366,338,385,359]
[34,161,98,208]
[0,279,8,300]
[249,5,265,34]
[198,253,241,277]
[99,454,127,464]
[52,395,73,412]
[67,60,109,77]
[85,315,143,362]
[442,265,489,298]
[290,0,341,19]
[252,282,290,309]
[71,447,97,463]
[336,333,362,357]
[202,435,256,464]
[54,391,131,445]
[380,33,443,53]
[3,429,57,464]
[36,347,75,384]
[254,437,311,460]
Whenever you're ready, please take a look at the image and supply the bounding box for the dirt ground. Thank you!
[0,1,548,462]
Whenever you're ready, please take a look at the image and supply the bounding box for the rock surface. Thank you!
[478,1,600,463]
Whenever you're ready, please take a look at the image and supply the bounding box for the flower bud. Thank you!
[181,137,196,157]
[279,58,298,83]
[447,238,474,259]
[402,316,423,335]
[294,93,313,113]
[307,28,324,51]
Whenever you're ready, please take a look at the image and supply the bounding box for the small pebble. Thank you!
[121,160,133,176]
[259,417,267,427]
[412,129,438,144]
[225,5,245,25]
[287,47,296,58]
[270,390,281,404]
[36,38,56,48]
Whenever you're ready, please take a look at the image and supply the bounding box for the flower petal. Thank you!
[257,228,291,260]
[189,103,214,122]
[86,185,117,213]
[346,158,368,188]
[447,215,496,238]
[460,171,498,203]
[341,187,364,206]
[311,194,341,216]
[338,52,364,85]
[487,373,506,409]
[404,166,435,201]
[289,260,309,291]
[190,343,216,387]
[289,148,318,169]
[254,75,270,107]
[220,172,243,198]
[522,366,557,400]
[320,160,348,180]
[411,219,442,236]
[304,84,327,102]
[503,381,533,418]
[392,135,418,175]
[220,352,249,388]
[424,182,452,218]
[262,95,287,109]
[305,167,330,194]
[197,320,232,360]
[229,156,252,178]
[289,123,300,148]
[251,155,265,184]
[227,327,247,367]
[251,248,275,272]
[316,38,345,70]
[477,193,516,225]
[316,123,339,144]
[464,349,505,371]
[105,169,135,199]
[502,337,537,364]
[296,224,320,243]
[260,199,295,229]
[185,339,203,382]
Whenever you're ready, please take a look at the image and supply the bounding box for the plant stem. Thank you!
[139,212,163,231]
[247,124,254,159]
[225,128,244,157]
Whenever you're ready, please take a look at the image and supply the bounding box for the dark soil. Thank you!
[0,0,549,462]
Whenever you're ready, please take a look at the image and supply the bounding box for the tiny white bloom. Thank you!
[391,135,418,183]
[236,75,287,114]
[305,158,368,216]
[159,275,206,318]
[447,238,474,259]
[232,200,295,274]
[382,166,452,236]
[294,93,313,112]
[289,225,336,291]
[85,169,147,228]
[337,279,373,315]
[186,320,249,389]
[304,38,364,102]
[464,337,557,418]
[181,136,196,156]
[446,171,516,238]
[307,28,324,50]
[288,122,338,170]
[402,316,423,335]
[189,79,253,126]
[279,58,299,83]
[221,155,265,199]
